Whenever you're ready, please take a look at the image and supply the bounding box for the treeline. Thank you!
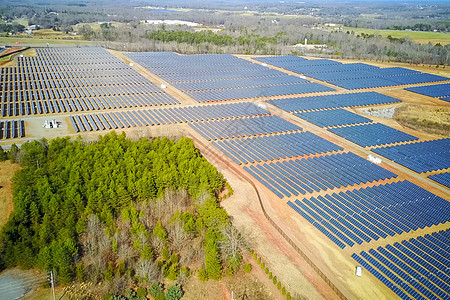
[146,29,283,50]
[2,2,449,64]
[0,22,25,34]
[388,23,448,32]
[148,30,233,47]
[94,21,449,65]
[0,133,244,298]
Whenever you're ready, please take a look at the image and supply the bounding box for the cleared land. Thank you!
[0,161,21,230]
[344,27,450,45]
[0,36,92,45]
[393,104,450,136]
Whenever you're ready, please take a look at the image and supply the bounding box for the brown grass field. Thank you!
[0,161,21,230]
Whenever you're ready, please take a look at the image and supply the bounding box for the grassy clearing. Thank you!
[0,55,11,62]
[0,160,21,230]
[394,104,450,136]
[0,36,92,45]
[31,29,84,40]
[73,21,126,31]
[167,7,192,12]
[6,18,29,27]
[344,27,450,45]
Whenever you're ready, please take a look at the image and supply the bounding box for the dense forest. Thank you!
[0,133,243,299]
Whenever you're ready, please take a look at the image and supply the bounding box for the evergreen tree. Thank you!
[0,145,7,161]
[204,229,222,280]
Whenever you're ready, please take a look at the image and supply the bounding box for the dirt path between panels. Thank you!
[188,132,336,299]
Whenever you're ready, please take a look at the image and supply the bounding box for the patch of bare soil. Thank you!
[0,160,21,230]
[394,104,450,136]
[182,269,274,300]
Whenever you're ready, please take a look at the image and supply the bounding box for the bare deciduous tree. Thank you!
[135,258,160,282]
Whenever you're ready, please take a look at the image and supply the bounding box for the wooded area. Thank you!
[0,133,243,298]
[1,1,449,65]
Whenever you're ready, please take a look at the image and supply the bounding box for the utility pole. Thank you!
[50,271,56,300]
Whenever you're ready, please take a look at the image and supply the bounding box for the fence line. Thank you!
[188,134,348,300]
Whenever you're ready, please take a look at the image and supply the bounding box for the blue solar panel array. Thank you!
[212,131,343,165]
[288,180,450,249]
[173,75,309,91]
[125,52,334,102]
[0,47,180,117]
[327,73,447,90]
[184,83,335,102]
[267,92,401,112]
[69,102,269,132]
[428,172,450,188]
[294,109,373,127]
[253,56,449,89]
[329,123,419,147]
[189,115,301,140]
[254,56,308,64]
[352,229,450,299]
[0,119,25,139]
[244,152,397,198]
[405,83,450,98]
[372,138,450,173]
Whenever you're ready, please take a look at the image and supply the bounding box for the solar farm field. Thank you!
[253,56,449,89]
[1,47,449,300]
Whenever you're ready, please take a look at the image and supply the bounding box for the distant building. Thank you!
[43,119,61,129]
[144,20,201,27]
[293,38,327,49]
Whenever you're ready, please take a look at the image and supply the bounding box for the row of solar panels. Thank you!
[1,74,153,87]
[35,47,124,62]
[2,88,177,106]
[372,138,450,173]
[189,115,302,140]
[405,82,450,98]
[2,81,162,94]
[326,73,448,90]
[21,56,131,69]
[328,122,419,147]
[244,152,397,199]
[352,229,450,299]
[253,56,449,89]
[22,59,129,69]
[69,102,270,132]
[185,82,335,102]
[0,119,25,139]
[149,65,269,76]
[253,55,308,64]
[267,92,401,112]
[126,52,247,67]
[167,69,286,83]
[294,108,373,128]
[213,131,343,165]
[2,83,163,99]
[1,93,179,117]
[428,172,450,188]
[171,75,309,91]
[11,65,140,78]
[125,52,346,102]
[158,68,286,83]
[289,180,449,250]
